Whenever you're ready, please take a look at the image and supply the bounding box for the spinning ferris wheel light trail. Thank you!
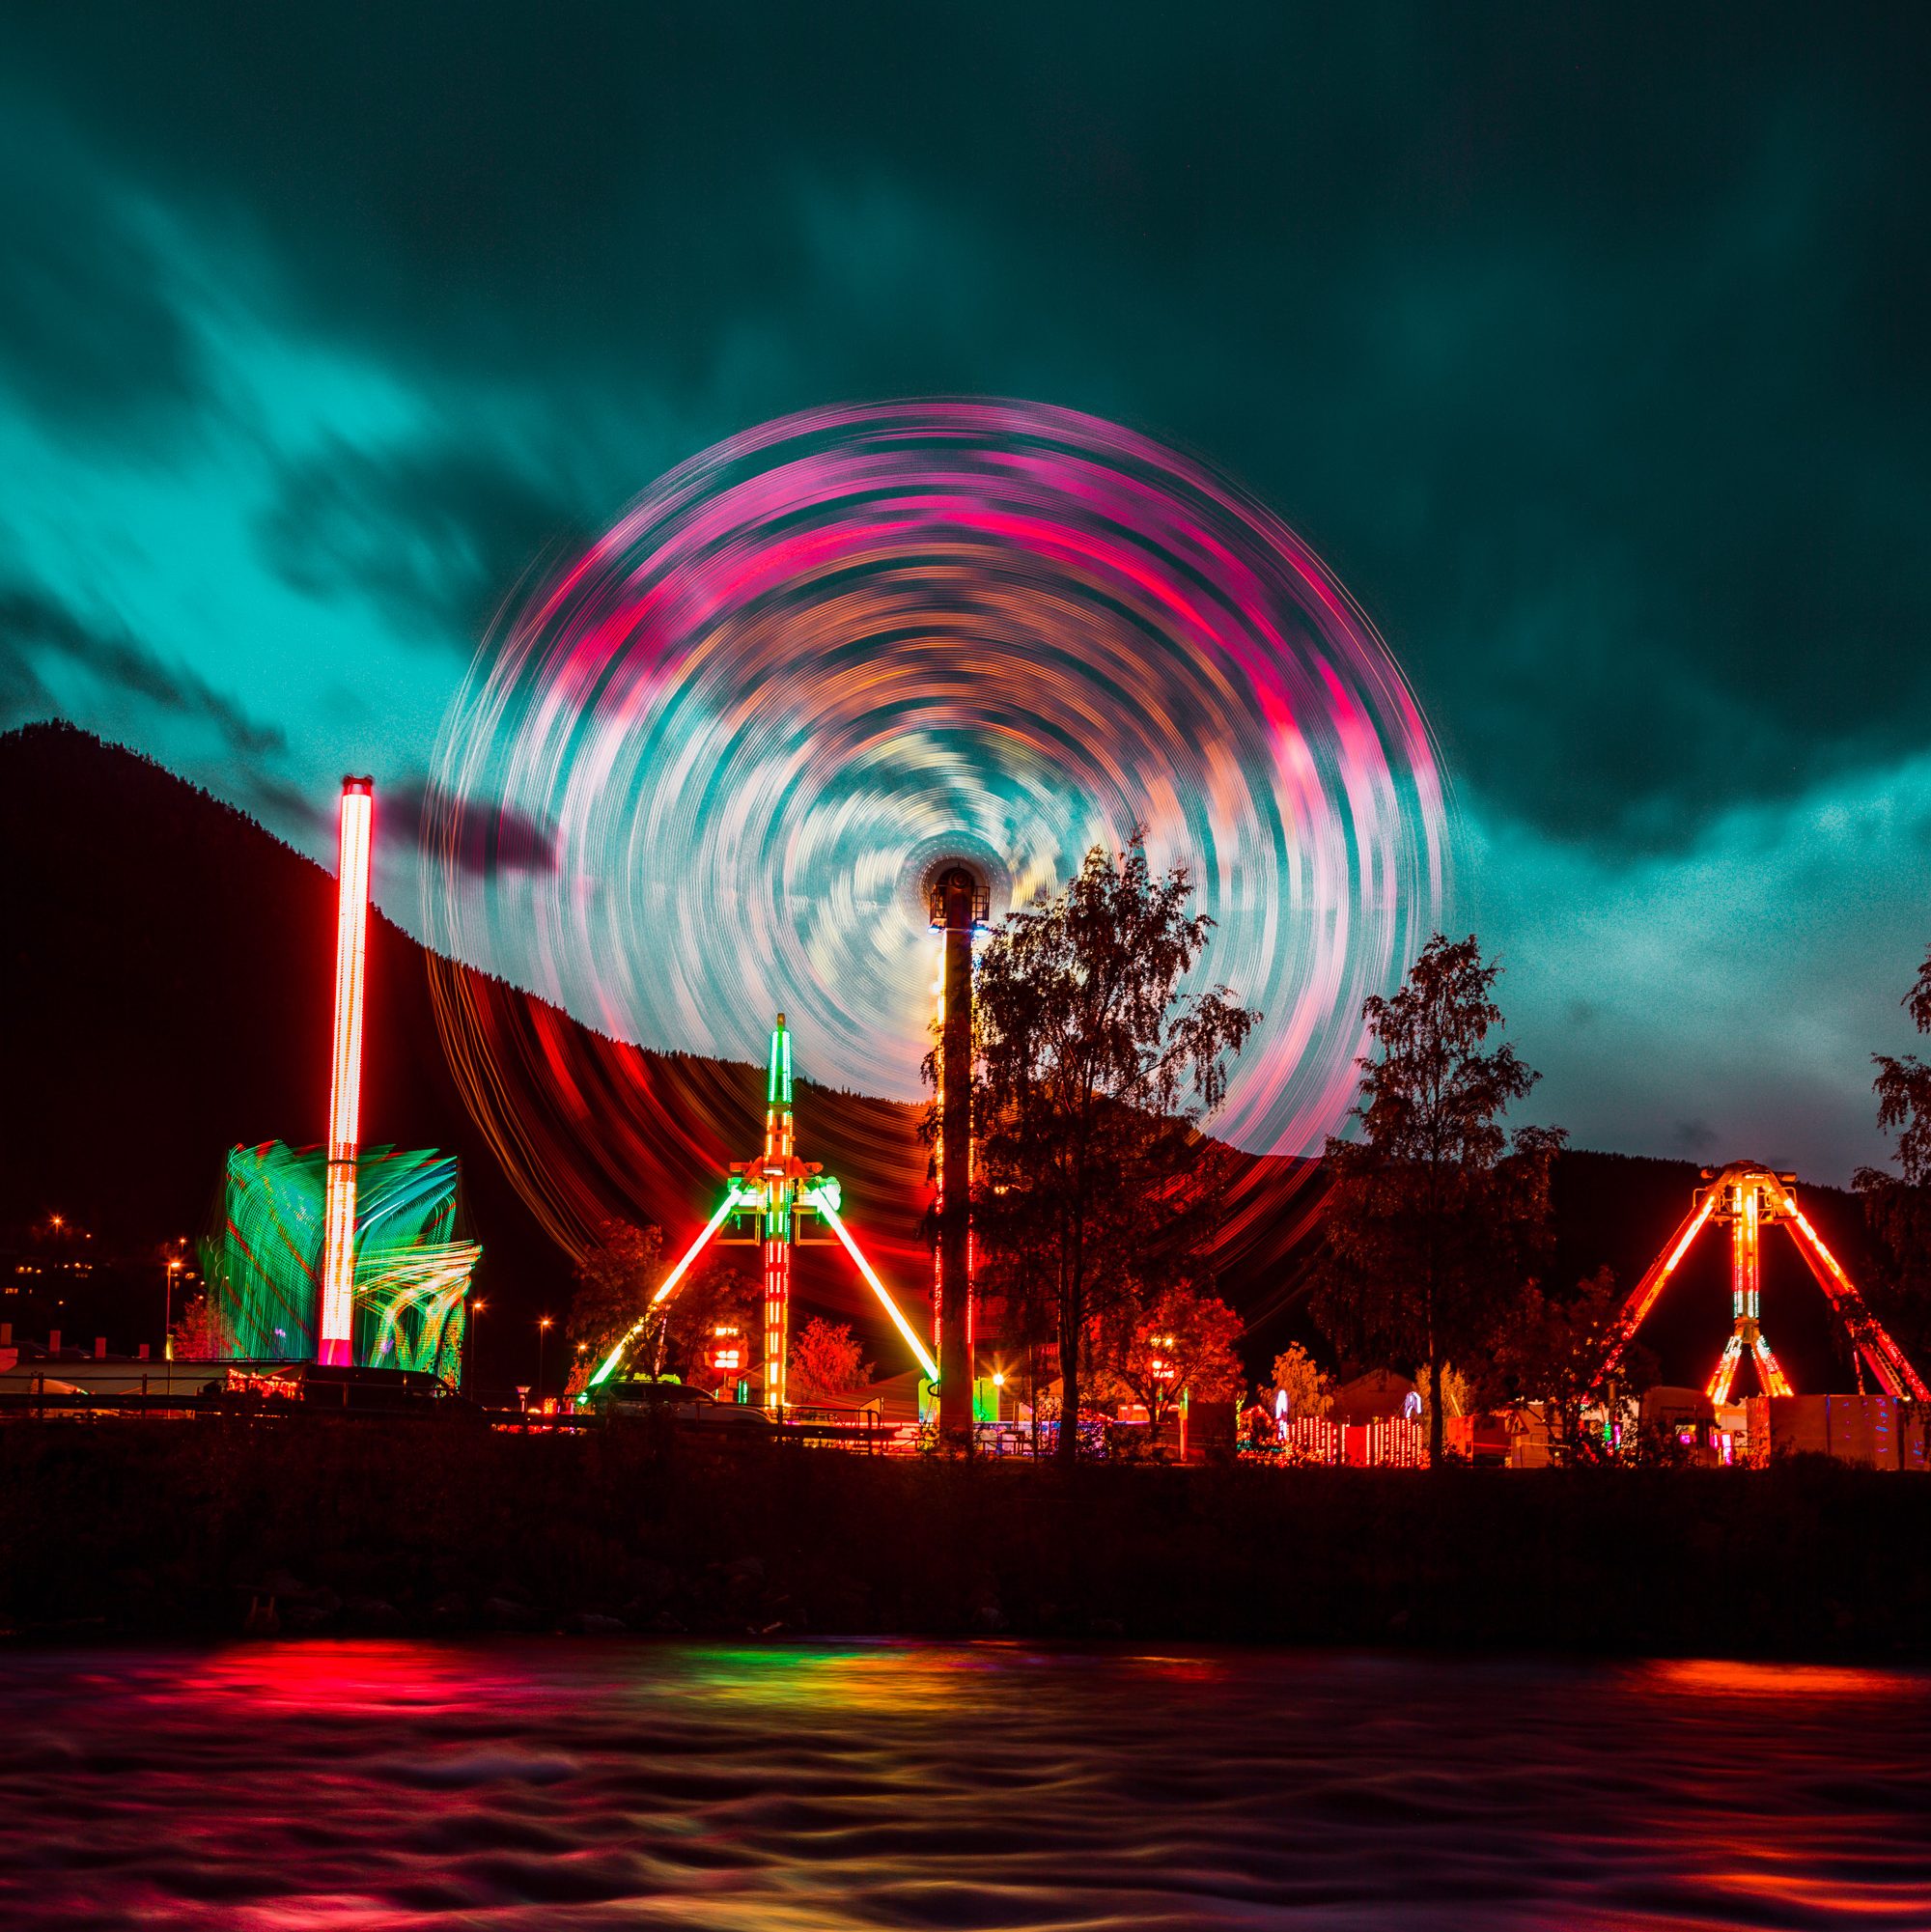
[584,1014,938,1411]
[422,399,1450,1292]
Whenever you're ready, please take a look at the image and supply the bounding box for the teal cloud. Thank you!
[0,2,1925,1175]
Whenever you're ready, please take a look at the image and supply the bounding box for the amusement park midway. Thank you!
[11,12,1931,1921]
[6,403,1931,1666]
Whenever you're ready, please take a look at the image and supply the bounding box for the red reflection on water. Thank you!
[173,1641,504,1717]
[1123,1652,1233,1684]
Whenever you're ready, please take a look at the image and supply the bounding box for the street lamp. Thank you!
[163,1247,185,1360]
[467,1298,487,1393]
[1146,1332,1181,1443]
[537,1315,552,1405]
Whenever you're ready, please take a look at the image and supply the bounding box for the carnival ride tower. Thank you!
[929,865,989,1445]
[318,776,374,1366]
[584,1014,938,1417]
[1704,1169,1792,1402]
[1600,1160,1930,1404]
[743,1013,809,1415]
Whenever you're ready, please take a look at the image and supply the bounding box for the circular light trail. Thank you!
[423,399,1449,1272]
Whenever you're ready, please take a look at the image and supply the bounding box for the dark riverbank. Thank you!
[5,1420,1929,1658]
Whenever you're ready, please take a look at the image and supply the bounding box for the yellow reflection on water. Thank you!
[657,1640,1019,1717]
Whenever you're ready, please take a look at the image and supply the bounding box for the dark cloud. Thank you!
[227,767,329,844]
[0,99,203,439]
[0,623,55,724]
[4,3,1930,854]
[382,771,559,879]
[0,588,286,760]
[258,438,585,650]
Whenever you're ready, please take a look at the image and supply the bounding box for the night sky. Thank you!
[3,5,1927,1181]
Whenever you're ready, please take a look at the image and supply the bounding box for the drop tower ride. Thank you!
[318,775,374,1366]
[930,865,988,1446]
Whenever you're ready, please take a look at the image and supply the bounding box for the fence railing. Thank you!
[1244,1415,1430,1467]
[1,1386,1429,1465]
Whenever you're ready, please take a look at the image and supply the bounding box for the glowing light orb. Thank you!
[423,400,1448,1265]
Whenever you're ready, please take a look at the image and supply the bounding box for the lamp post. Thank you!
[1149,1331,1179,1450]
[467,1298,487,1394]
[163,1254,182,1360]
[537,1315,552,1408]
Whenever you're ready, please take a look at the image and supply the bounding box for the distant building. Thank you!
[1329,1367,1416,1425]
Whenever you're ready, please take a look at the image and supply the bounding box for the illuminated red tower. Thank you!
[930,866,987,1447]
[318,776,374,1365]
[750,1013,800,1415]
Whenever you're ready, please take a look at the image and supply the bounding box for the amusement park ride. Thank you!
[276,761,1931,1429]
[197,776,479,1375]
[299,774,1921,1426]
[582,860,990,1420]
[1601,1161,1930,1404]
[930,864,988,1444]
[318,776,373,1367]
[583,1012,938,1414]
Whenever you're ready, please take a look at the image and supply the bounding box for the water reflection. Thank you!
[2,1640,1926,1928]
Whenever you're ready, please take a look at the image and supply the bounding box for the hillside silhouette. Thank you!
[1,722,1889,1391]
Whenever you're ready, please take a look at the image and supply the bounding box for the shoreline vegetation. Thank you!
[4,1420,1929,1660]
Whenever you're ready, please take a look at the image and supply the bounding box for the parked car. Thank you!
[237,1362,481,1414]
[594,1378,772,1429]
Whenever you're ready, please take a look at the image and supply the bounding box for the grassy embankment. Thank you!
[3,1418,1928,1658]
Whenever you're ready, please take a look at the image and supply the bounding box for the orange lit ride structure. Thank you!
[1601,1161,1929,1405]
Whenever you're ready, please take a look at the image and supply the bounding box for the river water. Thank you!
[2,1640,1927,1929]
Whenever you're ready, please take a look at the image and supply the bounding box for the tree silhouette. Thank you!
[1313,933,1563,1467]
[1092,1283,1245,1448]
[567,1224,759,1390]
[169,1293,234,1360]
[1269,1342,1332,1420]
[1852,942,1931,1361]
[658,1262,759,1385]
[1494,1266,1658,1461]
[958,838,1257,1462]
[787,1316,870,1405]
[566,1219,662,1389]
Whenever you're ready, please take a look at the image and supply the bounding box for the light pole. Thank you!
[537,1315,552,1408]
[163,1250,183,1360]
[1149,1331,1179,1451]
[467,1298,487,1394]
